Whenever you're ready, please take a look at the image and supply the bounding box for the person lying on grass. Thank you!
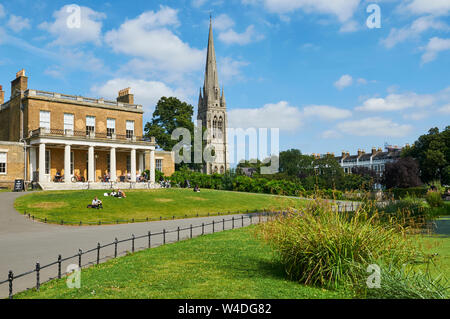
[87,197,103,209]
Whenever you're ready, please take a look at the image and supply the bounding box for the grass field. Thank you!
[13,220,450,299]
[15,226,346,299]
[14,189,306,225]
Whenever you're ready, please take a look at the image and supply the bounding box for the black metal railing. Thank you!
[0,211,277,299]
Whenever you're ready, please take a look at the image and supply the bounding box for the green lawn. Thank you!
[16,226,345,299]
[14,189,306,225]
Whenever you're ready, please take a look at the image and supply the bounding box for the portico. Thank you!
[28,132,156,188]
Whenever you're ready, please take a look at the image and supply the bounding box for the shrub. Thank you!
[256,201,418,288]
[425,190,443,208]
[352,263,448,299]
[391,187,428,200]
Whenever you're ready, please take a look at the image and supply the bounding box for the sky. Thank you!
[0,0,449,160]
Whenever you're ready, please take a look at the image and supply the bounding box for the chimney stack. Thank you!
[372,147,377,155]
[11,69,28,98]
[342,151,346,158]
[117,87,134,104]
[358,149,364,157]
[0,85,4,105]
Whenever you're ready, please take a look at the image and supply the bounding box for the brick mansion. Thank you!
[0,70,174,190]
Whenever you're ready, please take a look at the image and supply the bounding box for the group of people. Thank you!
[88,197,103,209]
[109,189,127,198]
[87,189,127,209]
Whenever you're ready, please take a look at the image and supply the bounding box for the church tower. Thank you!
[198,18,228,174]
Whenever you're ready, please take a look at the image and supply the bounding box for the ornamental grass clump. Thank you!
[256,200,419,288]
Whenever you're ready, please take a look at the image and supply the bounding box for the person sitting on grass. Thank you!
[194,185,200,193]
[117,189,126,198]
[88,197,103,209]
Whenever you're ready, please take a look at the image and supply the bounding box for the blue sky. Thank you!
[0,0,449,159]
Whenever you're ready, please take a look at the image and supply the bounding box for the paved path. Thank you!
[0,192,259,298]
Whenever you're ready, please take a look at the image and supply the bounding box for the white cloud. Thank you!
[399,0,450,16]
[7,15,31,32]
[322,129,342,139]
[357,78,368,85]
[245,0,361,22]
[218,25,264,45]
[421,37,450,64]
[334,74,353,90]
[356,92,435,112]
[381,16,449,49]
[214,14,235,31]
[336,117,413,138]
[91,78,188,115]
[403,111,429,121]
[192,0,208,8]
[0,4,6,19]
[104,6,204,77]
[218,57,249,82]
[228,101,302,131]
[303,105,352,120]
[439,104,450,114]
[39,5,105,46]
[339,20,359,33]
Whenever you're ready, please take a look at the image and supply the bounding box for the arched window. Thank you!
[214,166,218,173]
[213,116,218,138]
[218,116,223,132]
[220,166,225,174]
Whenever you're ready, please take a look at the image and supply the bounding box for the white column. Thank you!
[150,149,155,183]
[38,143,46,182]
[88,146,95,182]
[64,144,71,184]
[138,152,144,175]
[110,147,117,182]
[29,147,36,182]
[130,148,137,182]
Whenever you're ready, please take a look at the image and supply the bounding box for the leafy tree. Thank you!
[403,126,449,184]
[382,157,422,189]
[279,149,314,177]
[144,97,207,171]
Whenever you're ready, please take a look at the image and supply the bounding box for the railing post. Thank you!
[177,227,180,241]
[97,243,101,265]
[213,220,215,233]
[78,249,82,268]
[232,217,235,229]
[242,215,244,227]
[202,223,204,235]
[190,225,193,239]
[163,229,166,245]
[132,234,135,253]
[148,232,151,248]
[223,218,225,231]
[259,212,261,224]
[8,271,13,299]
[115,238,118,258]
[58,255,62,279]
[36,262,40,292]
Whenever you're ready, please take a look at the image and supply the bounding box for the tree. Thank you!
[403,126,449,184]
[144,97,206,171]
[279,149,314,177]
[382,157,422,189]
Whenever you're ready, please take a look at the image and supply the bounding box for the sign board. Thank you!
[13,179,25,192]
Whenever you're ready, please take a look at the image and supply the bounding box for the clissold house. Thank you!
[0,69,174,190]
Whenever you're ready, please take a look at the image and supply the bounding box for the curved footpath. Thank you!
[0,192,258,298]
[1,191,448,298]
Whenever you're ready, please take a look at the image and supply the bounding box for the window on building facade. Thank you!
[86,116,95,136]
[0,152,6,174]
[40,111,51,131]
[107,118,116,138]
[64,113,74,134]
[156,159,162,172]
[126,155,131,173]
[45,150,50,175]
[126,120,135,139]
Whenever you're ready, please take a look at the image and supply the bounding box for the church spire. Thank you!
[204,16,220,104]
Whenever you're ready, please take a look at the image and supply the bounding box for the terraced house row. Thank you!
[0,70,174,190]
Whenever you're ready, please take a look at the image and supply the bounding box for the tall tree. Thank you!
[382,157,422,189]
[403,126,449,184]
[144,97,205,171]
